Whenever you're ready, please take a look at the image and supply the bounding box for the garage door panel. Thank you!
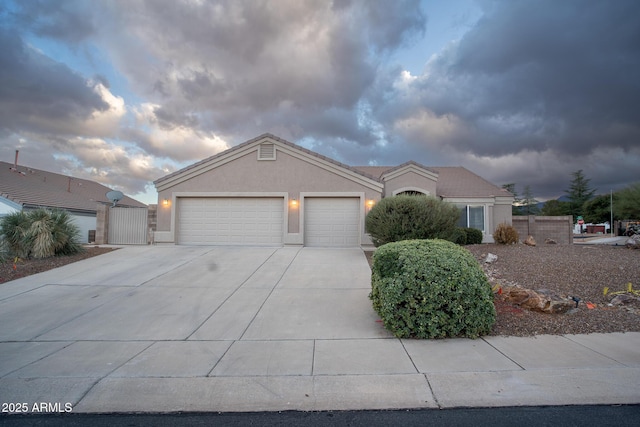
[177,198,283,245]
[305,198,360,247]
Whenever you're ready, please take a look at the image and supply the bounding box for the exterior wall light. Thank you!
[367,199,376,208]
[290,198,298,208]
[163,198,170,207]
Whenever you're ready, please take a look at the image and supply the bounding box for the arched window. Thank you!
[397,190,427,196]
[392,187,430,196]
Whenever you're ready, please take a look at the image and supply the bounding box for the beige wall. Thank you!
[156,146,382,244]
[384,171,438,197]
[513,215,573,244]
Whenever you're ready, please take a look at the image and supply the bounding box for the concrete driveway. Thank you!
[1,245,639,413]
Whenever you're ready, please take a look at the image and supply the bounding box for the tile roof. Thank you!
[153,132,511,199]
[353,165,512,198]
[0,161,146,213]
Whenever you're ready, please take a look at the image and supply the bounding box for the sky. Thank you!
[1,0,639,205]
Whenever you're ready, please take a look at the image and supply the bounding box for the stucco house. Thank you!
[0,158,147,243]
[153,134,513,247]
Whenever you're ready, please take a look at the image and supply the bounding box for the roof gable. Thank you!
[0,161,146,213]
[154,133,384,192]
[379,161,439,182]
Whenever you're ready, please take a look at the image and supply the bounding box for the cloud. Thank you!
[393,0,640,158]
[0,29,111,136]
[127,103,229,162]
[99,0,425,141]
[52,136,165,195]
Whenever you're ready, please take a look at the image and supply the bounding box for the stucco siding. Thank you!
[385,171,438,196]
[155,146,382,244]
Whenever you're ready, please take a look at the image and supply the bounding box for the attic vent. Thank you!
[258,143,276,160]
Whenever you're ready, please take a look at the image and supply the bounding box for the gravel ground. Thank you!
[0,247,117,284]
[366,243,640,337]
[467,244,640,336]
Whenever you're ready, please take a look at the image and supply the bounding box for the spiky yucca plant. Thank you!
[0,208,83,259]
[0,211,31,258]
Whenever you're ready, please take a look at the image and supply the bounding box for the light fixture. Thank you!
[290,198,298,207]
[163,198,170,206]
[367,199,376,208]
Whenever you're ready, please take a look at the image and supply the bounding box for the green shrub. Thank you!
[370,239,496,339]
[0,208,83,259]
[464,228,484,245]
[365,195,460,247]
[493,222,519,245]
[450,227,467,245]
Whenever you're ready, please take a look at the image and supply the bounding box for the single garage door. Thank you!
[177,197,284,245]
[304,197,360,247]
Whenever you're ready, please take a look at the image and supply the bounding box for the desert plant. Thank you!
[370,239,496,339]
[493,222,519,245]
[0,208,83,259]
[365,195,460,247]
[0,211,31,258]
[464,228,484,245]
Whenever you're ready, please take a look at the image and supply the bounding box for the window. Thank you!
[457,205,485,232]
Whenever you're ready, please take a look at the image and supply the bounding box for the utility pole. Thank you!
[610,189,613,236]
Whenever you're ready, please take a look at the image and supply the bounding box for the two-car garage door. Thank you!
[176,196,361,247]
[177,198,283,245]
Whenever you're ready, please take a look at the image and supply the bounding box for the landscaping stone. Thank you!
[502,286,574,314]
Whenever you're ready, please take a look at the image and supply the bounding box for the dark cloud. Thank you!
[106,0,424,137]
[399,0,640,158]
[2,0,638,203]
[0,29,109,135]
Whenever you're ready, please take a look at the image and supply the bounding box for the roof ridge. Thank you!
[154,133,383,184]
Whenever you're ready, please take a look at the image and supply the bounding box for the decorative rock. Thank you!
[610,294,640,305]
[625,235,640,249]
[524,235,537,246]
[484,253,498,264]
[502,286,574,314]
[544,238,557,244]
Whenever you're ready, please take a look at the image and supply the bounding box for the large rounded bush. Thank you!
[365,195,459,247]
[370,239,495,339]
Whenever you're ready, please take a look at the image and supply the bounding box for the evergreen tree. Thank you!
[566,170,596,218]
[540,199,571,216]
[583,194,615,224]
[616,183,640,219]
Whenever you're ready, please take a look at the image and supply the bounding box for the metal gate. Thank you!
[108,207,148,244]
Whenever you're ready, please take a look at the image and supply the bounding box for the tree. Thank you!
[521,185,540,215]
[540,199,571,216]
[502,183,522,215]
[583,194,614,224]
[566,170,596,218]
[616,182,640,219]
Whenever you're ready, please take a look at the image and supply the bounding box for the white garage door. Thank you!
[177,198,283,245]
[304,198,360,247]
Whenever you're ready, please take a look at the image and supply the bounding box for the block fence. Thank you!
[512,215,573,244]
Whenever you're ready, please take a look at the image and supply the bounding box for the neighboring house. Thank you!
[154,133,513,247]
[0,159,147,243]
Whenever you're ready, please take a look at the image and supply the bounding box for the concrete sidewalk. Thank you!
[0,245,639,413]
